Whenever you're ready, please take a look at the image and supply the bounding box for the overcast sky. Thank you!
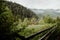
[8,0,60,9]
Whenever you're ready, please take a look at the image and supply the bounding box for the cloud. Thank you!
[9,0,60,9]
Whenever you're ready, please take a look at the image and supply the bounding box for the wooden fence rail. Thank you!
[16,24,57,40]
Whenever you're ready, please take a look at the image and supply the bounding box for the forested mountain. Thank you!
[5,1,38,20]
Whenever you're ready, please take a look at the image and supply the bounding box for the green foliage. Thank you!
[56,17,60,26]
[0,1,15,40]
[0,1,14,34]
[21,18,29,27]
[43,15,55,24]
[16,38,21,40]
[0,1,6,13]
[38,18,45,24]
[5,1,38,20]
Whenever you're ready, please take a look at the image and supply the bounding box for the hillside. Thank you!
[5,1,38,20]
[31,9,60,18]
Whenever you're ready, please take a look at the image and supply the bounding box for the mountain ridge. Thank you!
[5,1,38,20]
[31,9,60,18]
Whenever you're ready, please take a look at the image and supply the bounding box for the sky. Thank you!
[8,0,60,9]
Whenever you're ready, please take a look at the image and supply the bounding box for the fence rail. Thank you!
[40,24,57,40]
[16,24,57,40]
